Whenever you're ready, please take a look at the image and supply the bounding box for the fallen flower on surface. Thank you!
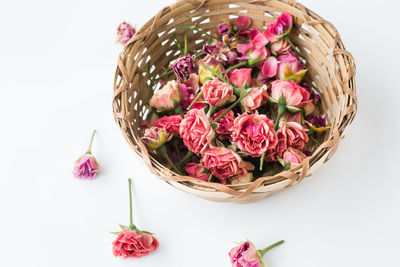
[73,130,99,180]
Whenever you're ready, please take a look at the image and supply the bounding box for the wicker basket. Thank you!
[113,0,357,203]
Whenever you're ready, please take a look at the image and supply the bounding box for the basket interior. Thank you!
[113,0,356,196]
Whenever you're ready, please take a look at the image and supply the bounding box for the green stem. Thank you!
[172,139,181,161]
[212,89,253,123]
[259,152,266,171]
[177,151,194,166]
[258,240,284,257]
[154,70,174,82]
[187,91,204,110]
[310,135,321,146]
[184,35,188,55]
[284,36,302,57]
[225,61,248,73]
[274,104,286,131]
[158,145,182,174]
[86,130,96,154]
[200,62,229,84]
[128,178,136,230]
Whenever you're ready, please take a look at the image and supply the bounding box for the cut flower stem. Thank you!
[85,130,96,155]
[258,240,284,257]
[158,145,182,174]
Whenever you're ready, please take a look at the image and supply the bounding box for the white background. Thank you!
[1,0,399,266]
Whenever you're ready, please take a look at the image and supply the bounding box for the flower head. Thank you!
[264,12,293,42]
[142,127,170,150]
[202,79,236,107]
[283,147,307,168]
[201,146,254,183]
[179,108,215,155]
[198,54,225,84]
[270,80,311,108]
[151,115,183,136]
[234,16,252,29]
[185,163,209,181]
[210,109,235,140]
[73,130,99,180]
[241,85,269,112]
[149,80,181,112]
[116,22,136,45]
[231,112,278,157]
[171,55,198,80]
[270,38,291,55]
[113,230,159,258]
[277,52,307,82]
[73,154,99,180]
[229,68,252,88]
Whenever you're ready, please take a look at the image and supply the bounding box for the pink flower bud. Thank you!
[116,22,136,45]
[149,80,181,112]
[73,154,99,180]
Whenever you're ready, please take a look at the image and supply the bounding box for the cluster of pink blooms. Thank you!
[142,13,329,185]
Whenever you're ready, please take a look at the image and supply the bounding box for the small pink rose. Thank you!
[270,38,291,55]
[116,22,136,45]
[231,112,278,157]
[229,241,261,267]
[270,80,311,108]
[201,146,254,183]
[277,52,306,81]
[185,163,209,181]
[283,147,307,168]
[179,108,215,155]
[234,16,252,29]
[151,115,183,136]
[229,68,252,88]
[264,12,293,42]
[202,79,236,107]
[241,85,269,112]
[149,80,181,112]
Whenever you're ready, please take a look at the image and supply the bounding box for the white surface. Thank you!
[1,0,399,266]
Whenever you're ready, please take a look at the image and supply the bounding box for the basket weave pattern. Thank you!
[113,0,357,203]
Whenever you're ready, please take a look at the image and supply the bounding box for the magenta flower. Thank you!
[73,130,99,179]
[171,55,198,80]
[263,12,293,42]
[116,22,136,45]
[229,240,284,267]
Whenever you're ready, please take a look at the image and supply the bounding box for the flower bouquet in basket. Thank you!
[141,13,329,185]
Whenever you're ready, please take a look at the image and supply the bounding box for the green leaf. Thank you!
[200,168,211,174]
[110,231,122,235]
[142,230,155,235]
[286,105,301,113]
[119,224,129,231]
[278,93,286,106]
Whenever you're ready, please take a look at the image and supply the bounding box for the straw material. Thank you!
[113,0,357,203]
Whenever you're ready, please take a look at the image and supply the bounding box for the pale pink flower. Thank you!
[149,80,181,112]
[116,22,136,45]
[241,85,269,112]
[202,79,236,107]
[229,68,252,88]
[270,80,311,108]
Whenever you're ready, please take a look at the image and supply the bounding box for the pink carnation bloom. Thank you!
[116,22,136,45]
[229,241,261,267]
[201,146,254,183]
[179,108,215,155]
[231,112,278,157]
[151,115,183,136]
[73,154,99,179]
[202,79,236,107]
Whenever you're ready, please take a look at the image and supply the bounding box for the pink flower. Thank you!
[264,12,293,42]
[237,29,269,65]
[113,230,159,258]
[234,16,252,29]
[142,127,170,150]
[179,108,215,155]
[151,115,183,136]
[261,56,278,78]
[198,54,225,84]
[265,130,287,162]
[202,79,236,107]
[283,147,306,168]
[149,80,181,112]
[241,85,269,112]
[229,240,284,267]
[211,109,235,139]
[73,155,99,180]
[185,163,209,181]
[116,22,136,45]
[112,179,158,259]
[270,38,291,55]
[171,55,198,80]
[229,68,252,88]
[201,146,254,183]
[179,74,202,109]
[281,121,309,150]
[73,130,99,180]
[231,112,278,157]
[229,241,261,267]
[277,52,307,82]
[270,80,311,108]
